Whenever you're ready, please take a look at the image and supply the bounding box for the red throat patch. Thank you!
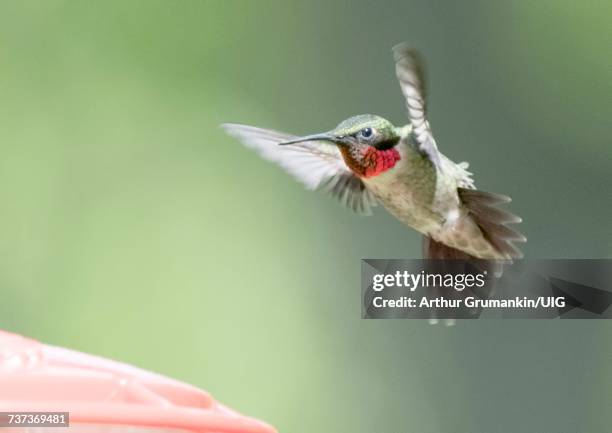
[339,146,401,178]
[361,147,401,178]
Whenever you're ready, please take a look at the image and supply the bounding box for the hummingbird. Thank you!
[222,43,525,261]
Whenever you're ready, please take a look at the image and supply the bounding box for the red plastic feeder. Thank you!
[0,330,276,433]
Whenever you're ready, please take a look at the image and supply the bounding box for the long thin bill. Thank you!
[278,132,333,145]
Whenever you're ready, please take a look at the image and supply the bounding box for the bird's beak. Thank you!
[279,132,336,146]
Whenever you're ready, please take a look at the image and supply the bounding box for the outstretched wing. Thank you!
[392,43,441,167]
[221,123,377,214]
[458,188,526,260]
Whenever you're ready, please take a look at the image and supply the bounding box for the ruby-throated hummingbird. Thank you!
[222,43,525,261]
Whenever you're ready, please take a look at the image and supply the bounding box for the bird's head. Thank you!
[280,114,400,149]
[280,114,403,178]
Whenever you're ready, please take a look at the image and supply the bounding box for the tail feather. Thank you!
[421,188,525,323]
[423,236,504,275]
[423,235,471,260]
[422,236,501,323]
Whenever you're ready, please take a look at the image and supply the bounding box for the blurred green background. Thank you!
[0,1,611,432]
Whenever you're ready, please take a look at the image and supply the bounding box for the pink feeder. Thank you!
[0,330,276,433]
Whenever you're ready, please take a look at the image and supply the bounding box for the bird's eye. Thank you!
[359,127,374,138]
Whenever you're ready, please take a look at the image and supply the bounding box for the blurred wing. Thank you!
[458,188,526,260]
[221,123,377,215]
[392,43,441,167]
